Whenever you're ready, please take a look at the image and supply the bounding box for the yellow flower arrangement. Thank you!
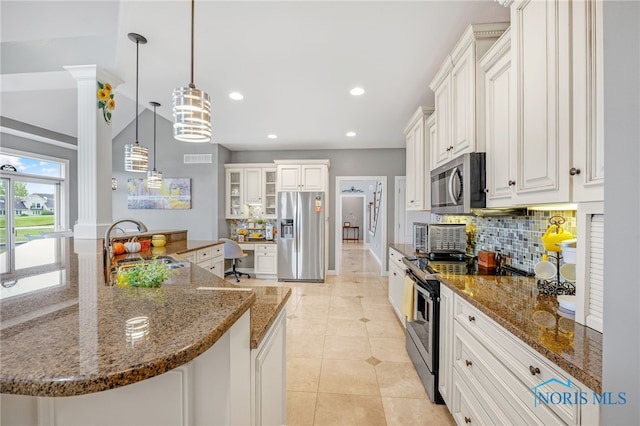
[97,81,115,124]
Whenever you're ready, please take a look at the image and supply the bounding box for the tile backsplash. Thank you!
[431,210,577,273]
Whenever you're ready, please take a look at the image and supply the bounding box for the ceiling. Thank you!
[1,1,509,151]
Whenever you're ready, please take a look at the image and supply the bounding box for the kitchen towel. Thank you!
[402,276,414,322]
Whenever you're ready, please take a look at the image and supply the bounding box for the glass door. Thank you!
[12,179,59,244]
[263,168,277,218]
[0,178,9,273]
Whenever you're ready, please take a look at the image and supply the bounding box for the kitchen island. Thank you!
[1,237,290,425]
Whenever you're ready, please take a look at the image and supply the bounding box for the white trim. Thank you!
[1,126,77,151]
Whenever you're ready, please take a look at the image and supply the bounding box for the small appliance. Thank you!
[431,152,486,214]
[427,223,467,258]
[413,222,429,253]
[265,224,274,241]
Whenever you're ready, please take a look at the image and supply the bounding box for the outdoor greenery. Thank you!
[115,258,176,288]
[0,215,55,244]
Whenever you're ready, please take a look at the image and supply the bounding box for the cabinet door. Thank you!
[244,168,262,204]
[438,284,454,406]
[451,45,475,158]
[512,0,571,204]
[388,262,406,327]
[433,76,452,169]
[484,34,515,206]
[301,165,325,191]
[427,113,438,174]
[276,165,300,191]
[571,0,604,202]
[262,168,277,218]
[255,252,277,275]
[405,120,423,210]
[226,168,244,218]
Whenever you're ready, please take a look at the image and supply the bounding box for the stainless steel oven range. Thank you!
[402,256,444,404]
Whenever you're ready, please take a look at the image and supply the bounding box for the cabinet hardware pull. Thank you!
[484,188,489,193]
[569,167,581,176]
[464,416,471,424]
[468,315,475,322]
[393,272,397,276]
[465,360,473,367]
[508,180,516,186]
[529,365,541,375]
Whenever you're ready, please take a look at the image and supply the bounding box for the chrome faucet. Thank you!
[104,218,149,254]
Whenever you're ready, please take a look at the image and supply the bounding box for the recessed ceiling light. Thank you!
[267,134,278,139]
[346,132,356,137]
[229,92,244,100]
[350,87,365,96]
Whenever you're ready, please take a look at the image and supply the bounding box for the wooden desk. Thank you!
[342,226,360,242]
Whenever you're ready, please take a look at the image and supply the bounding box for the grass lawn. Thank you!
[0,215,55,244]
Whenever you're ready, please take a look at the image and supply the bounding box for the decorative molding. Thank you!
[0,126,78,151]
[495,0,515,7]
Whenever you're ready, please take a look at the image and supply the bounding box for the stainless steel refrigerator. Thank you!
[277,191,325,282]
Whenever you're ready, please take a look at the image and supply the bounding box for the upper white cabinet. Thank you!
[429,22,509,170]
[225,164,277,219]
[404,106,435,211]
[481,28,515,207]
[274,160,330,192]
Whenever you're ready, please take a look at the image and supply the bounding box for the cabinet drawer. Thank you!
[178,251,196,264]
[211,244,224,258]
[454,296,580,425]
[451,369,494,426]
[255,244,277,253]
[388,248,406,270]
[196,247,214,263]
[454,322,560,426]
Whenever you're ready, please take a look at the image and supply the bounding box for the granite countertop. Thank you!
[388,243,602,393]
[0,237,290,397]
[388,243,429,258]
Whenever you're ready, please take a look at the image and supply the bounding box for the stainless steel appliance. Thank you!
[427,223,467,258]
[431,152,486,214]
[413,222,429,253]
[277,192,325,282]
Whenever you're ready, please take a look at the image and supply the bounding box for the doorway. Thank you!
[334,176,387,276]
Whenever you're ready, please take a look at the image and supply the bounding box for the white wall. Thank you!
[602,1,640,423]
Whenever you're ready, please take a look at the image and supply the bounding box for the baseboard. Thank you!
[327,269,337,275]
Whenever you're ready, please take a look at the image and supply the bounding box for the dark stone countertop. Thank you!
[388,243,602,393]
[0,237,290,397]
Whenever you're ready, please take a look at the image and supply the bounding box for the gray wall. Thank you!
[341,197,364,239]
[112,110,218,240]
[229,148,405,270]
[602,1,640,423]
[0,117,79,229]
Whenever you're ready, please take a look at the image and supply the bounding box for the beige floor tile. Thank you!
[287,358,322,392]
[330,296,362,309]
[288,333,325,359]
[295,303,330,319]
[381,396,455,426]
[375,362,429,399]
[325,317,368,337]
[366,319,406,338]
[362,303,399,322]
[330,285,362,297]
[298,295,332,306]
[323,335,371,360]
[359,295,391,305]
[314,393,386,426]
[318,359,379,395]
[328,304,364,319]
[369,336,412,362]
[287,391,317,426]
[287,316,328,336]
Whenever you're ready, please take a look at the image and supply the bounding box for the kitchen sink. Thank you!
[115,256,185,270]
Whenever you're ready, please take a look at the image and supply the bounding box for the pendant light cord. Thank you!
[153,103,157,171]
[190,0,195,88]
[135,38,140,144]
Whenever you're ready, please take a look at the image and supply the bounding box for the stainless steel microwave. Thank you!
[430,153,486,214]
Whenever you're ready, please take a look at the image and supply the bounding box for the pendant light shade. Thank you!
[147,101,163,189]
[172,0,211,142]
[125,32,149,172]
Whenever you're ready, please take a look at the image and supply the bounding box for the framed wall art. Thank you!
[127,178,191,209]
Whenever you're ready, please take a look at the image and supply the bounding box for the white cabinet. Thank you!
[274,160,329,192]
[387,248,406,327]
[178,244,224,278]
[445,292,600,425]
[225,164,278,219]
[251,307,287,426]
[404,106,435,211]
[571,0,604,202]
[254,244,277,276]
[438,283,453,407]
[429,22,509,170]
[480,28,516,207]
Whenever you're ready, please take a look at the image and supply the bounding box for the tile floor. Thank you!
[231,243,455,426]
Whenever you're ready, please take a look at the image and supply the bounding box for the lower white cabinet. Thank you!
[438,283,453,406]
[251,307,287,426]
[387,248,406,327]
[254,244,277,276]
[178,244,224,278]
[444,293,600,425]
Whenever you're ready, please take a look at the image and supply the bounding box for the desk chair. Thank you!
[219,238,251,282]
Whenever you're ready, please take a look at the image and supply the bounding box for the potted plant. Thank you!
[256,218,265,229]
[115,258,176,288]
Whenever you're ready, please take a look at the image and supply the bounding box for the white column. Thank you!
[65,65,121,239]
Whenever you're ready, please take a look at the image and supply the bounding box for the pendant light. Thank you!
[124,33,149,172]
[147,101,163,189]
[172,0,212,142]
